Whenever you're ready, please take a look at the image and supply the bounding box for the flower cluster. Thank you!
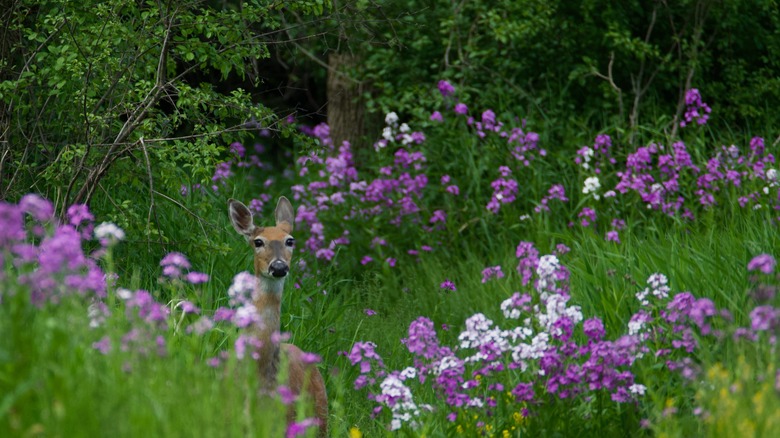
[486,166,519,214]
[680,88,712,127]
[348,239,776,432]
[3,195,106,306]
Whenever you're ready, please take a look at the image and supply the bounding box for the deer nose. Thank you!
[269,260,289,278]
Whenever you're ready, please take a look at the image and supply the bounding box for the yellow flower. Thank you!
[349,426,362,438]
[457,425,464,434]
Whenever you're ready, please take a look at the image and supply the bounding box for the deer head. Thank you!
[228,197,296,280]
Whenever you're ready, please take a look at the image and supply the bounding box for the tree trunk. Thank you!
[326,52,367,150]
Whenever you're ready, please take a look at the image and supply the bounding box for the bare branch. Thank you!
[591,52,624,123]
[140,137,163,251]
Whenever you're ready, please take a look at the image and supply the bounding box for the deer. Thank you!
[228,196,328,436]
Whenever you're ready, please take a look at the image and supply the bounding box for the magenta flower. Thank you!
[680,88,711,127]
[750,305,778,331]
[454,103,468,115]
[178,300,200,315]
[481,265,505,283]
[748,254,776,274]
[438,80,455,97]
[278,385,298,405]
[20,194,54,222]
[160,252,192,269]
[364,308,377,316]
[92,336,112,355]
[440,279,456,292]
[230,142,246,158]
[185,271,210,284]
[430,111,444,122]
[66,204,95,239]
[429,209,447,224]
[605,230,620,243]
[300,352,322,364]
[285,418,320,438]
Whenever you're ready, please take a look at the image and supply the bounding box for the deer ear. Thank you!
[228,198,256,239]
[274,196,295,233]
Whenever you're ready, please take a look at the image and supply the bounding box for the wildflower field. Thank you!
[3,1,780,437]
[3,80,780,437]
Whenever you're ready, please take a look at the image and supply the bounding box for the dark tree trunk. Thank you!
[326,52,367,150]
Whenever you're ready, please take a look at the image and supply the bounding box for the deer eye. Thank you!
[285,238,295,247]
[254,239,264,248]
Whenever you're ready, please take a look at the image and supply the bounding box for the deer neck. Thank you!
[254,275,285,386]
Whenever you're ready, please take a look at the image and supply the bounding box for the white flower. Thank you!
[582,176,601,199]
[399,123,410,133]
[647,273,668,288]
[382,126,394,141]
[501,297,521,319]
[579,147,594,169]
[94,222,125,244]
[399,367,417,380]
[228,272,258,305]
[385,112,399,126]
[767,168,777,182]
[117,288,133,300]
[629,384,647,396]
[628,319,645,336]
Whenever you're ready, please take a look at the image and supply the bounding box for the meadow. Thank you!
[2,82,780,438]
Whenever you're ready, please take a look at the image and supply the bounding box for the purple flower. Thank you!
[301,352,322,364]
[583,317,606,341]
[230,142,246,158]
[178,300,200,315]
[438,80,455,97]
[430,111,444,122]
[364,308,377,316]
[511,383,535,402]
[92,336,112,355]
[605,230,620,243]
[348,341,385,377]
[481,265,505,283]
[285,418,320,438]
[185,271,210,284]
[429,210,447,224]
[750,305,778,331]
[278,385,298,405]
[213,307,236,322]
[0,202,25,247]
[66,204,95,239]
[20,194,54,222]
[402,317,443,360]
[454,103,468,115]
[160,252,192,269]
[680,88,711,127]
[440,279,456,292]
[748,254,776,274]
